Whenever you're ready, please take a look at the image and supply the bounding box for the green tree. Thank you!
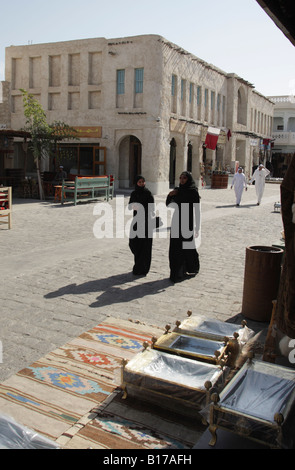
[20,89,78,200]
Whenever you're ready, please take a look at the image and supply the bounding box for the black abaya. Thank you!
[129,183,154,275]
[166,173,200,282]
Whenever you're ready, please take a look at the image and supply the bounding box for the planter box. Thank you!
[211,174,228,189]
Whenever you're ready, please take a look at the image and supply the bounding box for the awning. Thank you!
[0,129,31,138]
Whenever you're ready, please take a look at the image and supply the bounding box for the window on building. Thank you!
[197,86,201,106]
[171,75,177,113]
[195,86,201,119]
[135,68,144,93]
[189,83,193,104]
[117,70,125,95]
[171,75,176,96]
[211,91,215,110]
[211,91,215,124]
[222,96,226,126]
[181,79,186,115]
[49,55,61,87]
[181,79,185,101]
[68,53,80,86]
[189,83,194,118]
[204,88,209,121]
[217,94,221,125]
[29,56,41,89]
[237,87,247,126]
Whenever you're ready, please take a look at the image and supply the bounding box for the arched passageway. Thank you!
[118,135,142,188]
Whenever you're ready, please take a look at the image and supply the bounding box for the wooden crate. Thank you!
[0,187,12,229]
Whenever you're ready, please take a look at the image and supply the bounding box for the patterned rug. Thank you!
[65,390,201,450]
[0,318,202,449]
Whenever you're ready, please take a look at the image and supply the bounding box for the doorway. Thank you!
[129,136,142,186]
[187,141,192,172]
[169,138,176,187]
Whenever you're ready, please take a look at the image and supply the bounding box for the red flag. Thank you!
[227,129,232,140]
[205,127,220,150]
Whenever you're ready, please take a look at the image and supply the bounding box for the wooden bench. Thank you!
[0,186,12,229]
[61,176,112,205]
[109,174,115,199]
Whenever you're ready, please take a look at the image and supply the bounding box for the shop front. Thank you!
[55,126,106,179]
[0,129,31,192]
[56,144,106,179]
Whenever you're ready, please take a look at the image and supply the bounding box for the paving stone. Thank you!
[0,184,283,381]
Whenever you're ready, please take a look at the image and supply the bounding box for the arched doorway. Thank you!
[129,136,142,186]
[118,135,142,188]
[187,141,192,172]
[169,138,176,187]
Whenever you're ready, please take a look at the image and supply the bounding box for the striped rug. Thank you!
[0,318,202,449]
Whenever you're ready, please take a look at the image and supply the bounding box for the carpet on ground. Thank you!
[0,318,203,449]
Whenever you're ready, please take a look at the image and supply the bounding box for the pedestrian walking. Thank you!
[166,171,200,283]
[231,167,247,206]
[54,165,67,183]
[128,175,154,276]
[249,164,270,205]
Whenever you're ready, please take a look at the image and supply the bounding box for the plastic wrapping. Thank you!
[174,315,254,345]
[237,325,254,346]
[153,332,227,365]
[0,414,59,449]
[207,360,295,448]
[121,348,228,414]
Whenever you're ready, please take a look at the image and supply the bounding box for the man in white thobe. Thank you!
[231,167,247,206]
[249,164,270,205]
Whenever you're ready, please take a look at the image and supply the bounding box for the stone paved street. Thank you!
[0,182,283,382]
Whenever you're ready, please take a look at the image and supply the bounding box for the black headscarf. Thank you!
[134,175,146,191]
[178,171,197,191]
[166,171,200,207]
[129,175,154,210]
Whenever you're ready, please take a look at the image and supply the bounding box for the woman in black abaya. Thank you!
[129,175,154,275]
[166,171,200,283]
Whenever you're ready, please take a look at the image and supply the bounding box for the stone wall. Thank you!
[0,81,11,128]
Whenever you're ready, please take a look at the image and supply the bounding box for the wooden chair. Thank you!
[54,185,66,202]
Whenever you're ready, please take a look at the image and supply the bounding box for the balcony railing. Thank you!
[269,95,295,103]
[272,131,295,145]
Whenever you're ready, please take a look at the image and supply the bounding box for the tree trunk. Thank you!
[36,158,45,200]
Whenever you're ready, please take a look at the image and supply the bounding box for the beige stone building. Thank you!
[268,95,295,178]
[0,34,274,193]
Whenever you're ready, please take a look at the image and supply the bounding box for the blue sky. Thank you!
[1,0,295,97]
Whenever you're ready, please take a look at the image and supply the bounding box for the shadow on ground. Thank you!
[44,272,172,308]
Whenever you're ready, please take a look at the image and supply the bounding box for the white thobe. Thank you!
[249,167,270,203]
[231,172,247,205]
